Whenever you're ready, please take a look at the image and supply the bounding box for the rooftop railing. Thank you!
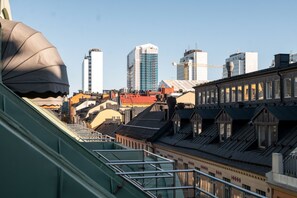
[68,124,266,198]
[94,148,266,198]
[67,124,115,142]
[284,151,297,178]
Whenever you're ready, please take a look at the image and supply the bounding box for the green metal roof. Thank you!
[0,82,151,198]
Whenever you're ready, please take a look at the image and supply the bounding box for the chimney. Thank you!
[274,54,289,68]
[166,96,176,120]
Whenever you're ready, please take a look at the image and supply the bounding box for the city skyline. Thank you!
[10,0,297,95]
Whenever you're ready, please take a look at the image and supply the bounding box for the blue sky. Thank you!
[10,0,297,95]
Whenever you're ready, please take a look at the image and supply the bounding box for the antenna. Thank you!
[195,42,198,49]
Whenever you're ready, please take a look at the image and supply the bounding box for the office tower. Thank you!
[177,49,208,81]
[290,53,297,64]
[223,52,258,78]
[82,48,103,93]
[127,43,158,91]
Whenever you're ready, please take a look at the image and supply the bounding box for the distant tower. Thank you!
[127,43,158,91]
[82,49,103,93]
[223,52,258,78]
[177,49,208,81]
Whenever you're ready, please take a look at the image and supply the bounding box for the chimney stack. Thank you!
[274,54,289,68]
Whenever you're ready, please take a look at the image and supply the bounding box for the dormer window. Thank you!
[193,121,202,137]
[257,125,277,149]
[253,108,279,149]
[174,121,180,133]
[219,123,231,142]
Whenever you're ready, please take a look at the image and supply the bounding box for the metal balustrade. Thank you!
[284,152,297,177]
[67,124,266,197]
[67,124,115,142]
[93,148,267,198]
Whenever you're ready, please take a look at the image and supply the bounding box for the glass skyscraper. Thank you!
[127,43,158,91]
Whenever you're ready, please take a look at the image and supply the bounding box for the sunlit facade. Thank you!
[82,49,103,93]
[177,49,208,81]
[223,52,258,78]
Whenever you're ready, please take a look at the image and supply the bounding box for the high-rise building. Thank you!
[290,53,297,63]
[82,49,103,93]
[223,52,258,78]
[127,43,158,91]
[177,49,208,81]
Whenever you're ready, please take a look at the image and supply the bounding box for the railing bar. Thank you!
[129,175,174,179]
[107,161,173,165]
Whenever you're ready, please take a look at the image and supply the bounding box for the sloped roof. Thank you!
[95,122,120,138]
[174,109,194,120]
[156,105,297,175]
[120,95,156,105]
[192,108,220,120]
[265,106,297,121]
[220,107,257,120]
[116,104,169,140]
[160,80,207,92]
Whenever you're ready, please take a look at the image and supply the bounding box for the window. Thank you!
[251,84,256,101]
[183,163,188,185]
[244,85,249,101]
[258,82,264,100]
[198,92,201,104]
[237,85,242,102]
[219,123,224,142]
[208,172,216,195]
[195,167,201,196]
[215,89,218,104]
[210,90,215,104]
[193,122,202,137]
[219,123,232,142]
[294,77,297,97]
[225,88,230,103]
[174,121,180,133]
[223,177,231,198]
[242,184,251,198]
[256,189,266,196]
[206,91,210,104]
[284,78,292,98]
[257,125,278,149]
[266,81,272,99]
[220,88,225,103]
[275,80,280,99]
[231,87,236,102]
[202,91,205,104]
[242,184,251,191]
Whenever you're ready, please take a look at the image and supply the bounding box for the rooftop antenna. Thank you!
[195,42,198,49]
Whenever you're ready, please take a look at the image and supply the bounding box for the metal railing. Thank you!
[284,152,297,177]
[94,148,267,198]
[67,124,115,142]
